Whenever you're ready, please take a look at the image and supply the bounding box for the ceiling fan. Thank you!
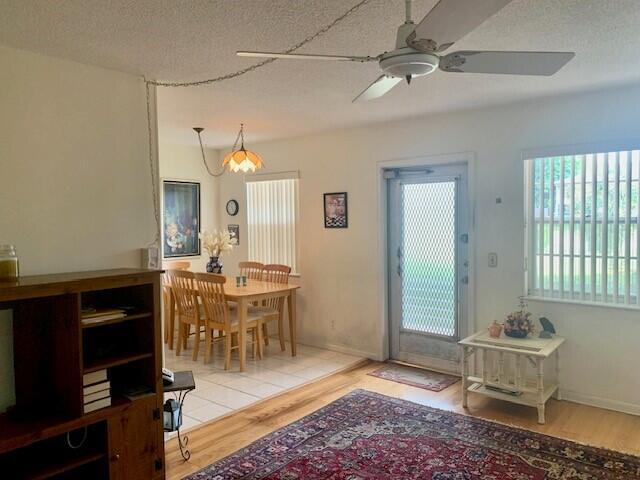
[237,0,574,102]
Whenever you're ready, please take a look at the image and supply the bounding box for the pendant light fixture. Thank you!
[194,124,263,177]
[223,123,264,173]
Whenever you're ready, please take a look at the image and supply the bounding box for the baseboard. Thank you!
[393,352,460,375]
[560,389,640,416]
[264,333,382,361]
[302,340,382,361]
[388,359,462,377]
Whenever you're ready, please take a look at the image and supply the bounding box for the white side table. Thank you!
[459,331,565,424]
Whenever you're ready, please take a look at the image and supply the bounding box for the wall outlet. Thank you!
[488,252,498,268]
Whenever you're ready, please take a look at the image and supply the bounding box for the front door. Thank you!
[388,163,469,372]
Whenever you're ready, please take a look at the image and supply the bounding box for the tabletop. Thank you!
[223,277,299,299]
[459,330,565,358]
[164,370,196,393]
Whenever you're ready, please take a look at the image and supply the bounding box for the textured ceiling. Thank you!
[1,0,640,147]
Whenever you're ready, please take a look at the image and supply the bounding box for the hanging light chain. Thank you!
[145,82,161,246]
[195,124,244,178]
[195,128,225,177]
[232,126,242,152]
[146,0,372,88]
[144,0,373,246]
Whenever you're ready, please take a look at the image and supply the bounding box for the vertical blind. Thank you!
[246,178,298,273]
[525,150,640,305]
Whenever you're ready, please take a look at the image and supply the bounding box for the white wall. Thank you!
[159,143,220,272]
[0,45,156,411]
[217,83,640,414]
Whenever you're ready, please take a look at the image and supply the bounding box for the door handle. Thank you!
[461,276,469,284]
[397,247,403,259]
[397,264,402,277]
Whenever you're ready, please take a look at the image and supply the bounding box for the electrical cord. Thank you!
[66,426,88,450]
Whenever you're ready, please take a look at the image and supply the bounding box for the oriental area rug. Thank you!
[186,389,640,479]
[367,363,459,392]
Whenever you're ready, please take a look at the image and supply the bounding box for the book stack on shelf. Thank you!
[81,307,126,326]
[83,370,111,414]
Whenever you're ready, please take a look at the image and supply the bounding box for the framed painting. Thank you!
[162,180,201,258]
[228,224,240,245]
[324,192,348,228]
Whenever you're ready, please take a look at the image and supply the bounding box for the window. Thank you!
[525,149,640,306]
[246,175,299,273]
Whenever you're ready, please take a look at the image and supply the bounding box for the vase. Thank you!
[488,321,502,338]
[206,256,223,274]
[504,329,529,339]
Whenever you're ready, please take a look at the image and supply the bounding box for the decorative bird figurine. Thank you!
[539,317,556,338]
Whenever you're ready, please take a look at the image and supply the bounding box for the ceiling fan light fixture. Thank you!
[379,49,439,77]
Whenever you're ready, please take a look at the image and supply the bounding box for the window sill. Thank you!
[525,295,640,312]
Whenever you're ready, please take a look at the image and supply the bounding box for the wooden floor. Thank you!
[165,360,640,479]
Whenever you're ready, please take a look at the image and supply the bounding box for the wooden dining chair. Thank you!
[165,261,191,271]
[253,264,291,351]
[263,264,291,284]
[194,273,265,369]
[163,261,191,349]
[168,269,204,361]
[239,261,264,280]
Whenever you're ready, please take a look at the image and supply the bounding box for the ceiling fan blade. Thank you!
[237,51,375,62]
[439,51,575,76]
[409,0,514,52]
[352,75,402,102]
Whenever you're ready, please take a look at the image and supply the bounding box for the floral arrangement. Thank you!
[200,229,237,258]
[504,297,535,338]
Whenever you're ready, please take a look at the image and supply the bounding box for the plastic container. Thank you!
[0,244,19,280]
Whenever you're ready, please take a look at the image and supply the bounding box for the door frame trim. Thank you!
[376,152,476,367]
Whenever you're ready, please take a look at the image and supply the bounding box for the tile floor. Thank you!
[163,339,363,438]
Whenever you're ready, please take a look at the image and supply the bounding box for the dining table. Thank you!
[166,275,300,372]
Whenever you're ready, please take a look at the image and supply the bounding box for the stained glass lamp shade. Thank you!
[222,148,263,173]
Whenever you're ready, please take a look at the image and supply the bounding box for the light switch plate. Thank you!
[488,252,498,268]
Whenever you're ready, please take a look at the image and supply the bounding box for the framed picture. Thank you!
[228,224,240,245]
[324,192,348,228]
[162,180,201,258]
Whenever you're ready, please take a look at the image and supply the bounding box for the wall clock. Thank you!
[226,199,239,216]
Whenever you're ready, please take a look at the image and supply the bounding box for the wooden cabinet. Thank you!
[109,396,164,479]
[0,269,165,479]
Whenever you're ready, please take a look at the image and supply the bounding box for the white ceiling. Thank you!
[1,0,640,147]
